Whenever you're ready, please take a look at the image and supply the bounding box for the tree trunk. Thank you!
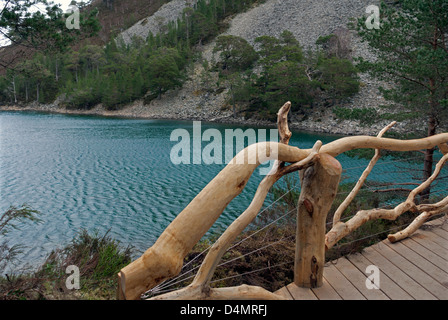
[421,114,437,200]
[230,83,236,118]
[422,28,440,201]
[55,60,59,82]
[294,153,342,288]
[187,22,189,47]
[12,76,17,104]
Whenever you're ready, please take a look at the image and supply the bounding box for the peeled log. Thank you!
[294,153,342,288]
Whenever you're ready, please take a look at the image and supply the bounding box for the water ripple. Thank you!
[0,111,443,271]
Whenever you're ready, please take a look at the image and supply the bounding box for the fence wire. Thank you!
[144,154,448,299]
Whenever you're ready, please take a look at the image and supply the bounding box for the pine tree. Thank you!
[353,0,448,197]
[213,35,258,74]
[317,56,359,101]
[146,47,184,99]
[0,0,100,69]
[132,68,145,100]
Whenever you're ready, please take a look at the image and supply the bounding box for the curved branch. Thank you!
[332,121,396,225]
[277,101,292,145]
[150,284,284,300]
[117,141,308,300]
[151,103,322,300]
[320,133,448,157]
[325,153,448,250]
[190,101,295,290]
[387,200,448,243]
[190,141,322,292]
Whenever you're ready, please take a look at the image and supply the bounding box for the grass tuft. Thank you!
[1,228,133,300]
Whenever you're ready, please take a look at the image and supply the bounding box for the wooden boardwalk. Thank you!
[275,217,448,300]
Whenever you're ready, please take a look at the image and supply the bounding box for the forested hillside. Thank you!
[0,0,360,119]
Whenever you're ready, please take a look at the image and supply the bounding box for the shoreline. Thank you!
[0,103,397,137]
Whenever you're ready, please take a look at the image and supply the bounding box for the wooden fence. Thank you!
[116,102,448,300]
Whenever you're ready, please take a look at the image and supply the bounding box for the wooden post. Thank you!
[294,153,342,288]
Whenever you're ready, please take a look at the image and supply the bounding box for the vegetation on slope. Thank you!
[0,206,132,300]
[0,0,360,119]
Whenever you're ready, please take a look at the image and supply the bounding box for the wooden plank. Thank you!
[419,229,448,249]
[439,224,448,232]
[374,242,448,300]
[427,226,448,241]
[311,277,342,300]
[322,263,366,300]
[428,217,448,232]
[274,286,293,300]
[285,283,318,300]
[401,237,448,271]
[425,217,447,229]
[278,217,448,301]
[347,251,413,300]
[362,245,436,299]
[411,232,448,261]
[333,256,389,300]
[383,240,448,287]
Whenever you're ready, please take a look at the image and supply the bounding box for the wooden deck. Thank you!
[275,217,448,300]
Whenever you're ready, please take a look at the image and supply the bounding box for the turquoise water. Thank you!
[0,111,442,270]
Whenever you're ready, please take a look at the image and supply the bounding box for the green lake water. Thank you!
[0,111,442,270]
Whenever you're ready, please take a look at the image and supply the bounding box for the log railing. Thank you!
[117,102,448,300]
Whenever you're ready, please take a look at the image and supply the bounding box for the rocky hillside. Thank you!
[118,0,377,50]
[212,0,377,48]
[201,0,396,135]
[2,0,425,136]
[110,0,413,135]
[118,0,199,46]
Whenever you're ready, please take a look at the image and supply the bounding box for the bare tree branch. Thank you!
[326,153,448,250]
[332,121,396,226]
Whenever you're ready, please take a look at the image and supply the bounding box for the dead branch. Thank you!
[149,284,284,300]
[117,140,308,300]
[320,133,448,157]
[332,121,396,226]
[388,195,448,242]
[325,153,448,250]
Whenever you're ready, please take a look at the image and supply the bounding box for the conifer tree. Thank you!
[353,0,448,196]
[146,47,184,99]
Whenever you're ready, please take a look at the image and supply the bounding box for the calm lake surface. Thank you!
[0,111,442,270]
